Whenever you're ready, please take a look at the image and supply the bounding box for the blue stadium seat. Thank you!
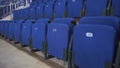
[4,21,9,38]
[86,0,108,16]
[0,21,5,36]
[13,10,19,20]
[54,0,66,18]
[32,19,49,50]
[24,8,30,19]
[73,24,116,68]
[1,22,4,36]
[4,21,7,37]
[0,21,1,35]
[14,20,24,43]
[80,16,120,32]
[30,7,36,19]
[22,20,35,46]
[19,10,23,20]
[44,2,53,18]
[47,18,73,59]
[8,21,15,40]
[68,0,83,18]
[112,0,120,17]
[36,4,44,19]
[52,18,74,28]
[44,0,54,3]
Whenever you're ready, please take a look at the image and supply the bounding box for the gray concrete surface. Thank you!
[0,39,52,68]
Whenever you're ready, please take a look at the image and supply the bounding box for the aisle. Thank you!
[0,39,51,68]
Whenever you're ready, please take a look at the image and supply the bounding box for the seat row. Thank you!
[0,0,31,19]
[13,0,120,20]
[0,16,120,68]
[0,5,11,19]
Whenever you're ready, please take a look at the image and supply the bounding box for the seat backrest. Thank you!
[14,20,24,42]
[52,18,74,28]
[24,8,30,19]
[86,0,108,16]
[36,4,44,19]
[36,19,49,24]
[44,2,53,18]
[22,20,35,45]
[112,0,120,17]
[32,19,49,50]
[30,7,37,19]
[47,23,70,59]
[73,24,116,68]
[47,18,73,59]
[54,0,66,18]
[68,0,83,18]
[8,21,15,40]
[80,16,120,32]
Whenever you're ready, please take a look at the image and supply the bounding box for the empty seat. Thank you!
[24,8,30,19]
[30,7,37,19]
[68,0,83,18]
[73,24,116,68]
[14,20,24,43]
[22,20,35,46]
[32,19,49,50]
[1,22,4,36]
[8,21,15,40]
[44,2,53,19]
[52,18,74,28]
[112,0,120,17]
[36,4,44,19]
[4,21,9,38]
[54,0,66,18]
[19,10,23,20]
[47,18,73,59]
[13,10,19,20]
[80,16,120,32]
[0,21,1,35]
[0,21,5,36]
[86,0,108,16]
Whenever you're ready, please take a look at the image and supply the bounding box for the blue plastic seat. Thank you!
[80,16,120,32]
[0,21,1,35]
[53,18,74,28]
[86,0,108,16]
[3,22,5,36]
[30,7,36,19]
[5,21,9,38]
[68,0,83,18]
[4,21,7,37]
[36,4,44,19]
[44,2,53,18]
[0,21,5,36]
[24,8,30,19]
[20,9,25,19]
[73,24,116,68]
[22,20,35,46]
[14,20,24,42]
[47,18,73,59]
[13,10,19,20]
[8,21,15,40]
[32,19,49,50]
[54,0,66,18]
[1,22,4,36]
[112,0,120,17]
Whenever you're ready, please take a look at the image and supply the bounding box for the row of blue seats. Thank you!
[13,0,120,20]
[0,0,31,19]
[0,6,9,19]
[0,4,15,19]
[0,16,120,68]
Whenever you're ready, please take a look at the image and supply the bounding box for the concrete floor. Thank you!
[0,39,52,68]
